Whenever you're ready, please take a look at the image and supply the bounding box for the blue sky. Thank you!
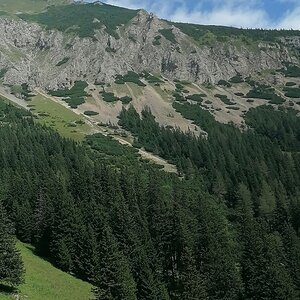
[84,0,300,29]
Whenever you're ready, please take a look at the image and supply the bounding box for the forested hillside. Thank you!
[0,90,300,299]
[0,1,300,299]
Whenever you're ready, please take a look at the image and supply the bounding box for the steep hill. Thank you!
[0,241,92,300]
[0,0,299,90]
[0,0,300,132]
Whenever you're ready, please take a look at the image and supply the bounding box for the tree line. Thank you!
[0,99,300,299]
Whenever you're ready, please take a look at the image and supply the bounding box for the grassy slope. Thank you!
[0,0,72,14]
[30,93,91,141]
[0,242,93,300]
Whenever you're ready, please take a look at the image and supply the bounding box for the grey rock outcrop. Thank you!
[0,9,298,90]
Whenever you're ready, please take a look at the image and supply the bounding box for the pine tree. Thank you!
[93,225,137,300]
[0,201,24,286]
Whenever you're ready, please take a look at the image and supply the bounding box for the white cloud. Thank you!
[276,6,300,29]
[90,0,300,29]
[168,7,270,28]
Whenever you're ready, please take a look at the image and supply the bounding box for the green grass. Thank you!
[30,93,91,141]
[0,0,72,14]
[127,82,143,97]
[0,241,93,300]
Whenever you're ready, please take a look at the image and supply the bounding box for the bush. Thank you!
[49,81,88,108]
[283,64,300,78]
[186,94,204,103]
[175,83,184,90]
[0,68,7,79]
[56,57,70,67]
[246,83,275,100]
[235,92,244,97]
[283,87,300,98]
[229,74,244,83]
[115,72,146,86]
[218,80,232,88]
[152,35,161,46]
[84,111,99,116]
[102,92,119,102]
[173,92,185,102]
[120,96,132,104]
[285,82,297,87]
[215,94,235,105]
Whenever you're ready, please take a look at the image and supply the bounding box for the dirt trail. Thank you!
[35,88,178,173]
[0,85,29,110]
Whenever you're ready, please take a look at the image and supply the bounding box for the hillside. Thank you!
[0,0,299,90]
[0,242,92,300]
[0,1,300,300]
[0,0,299,134]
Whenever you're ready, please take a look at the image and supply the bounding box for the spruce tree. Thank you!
[93,225,137,300]
[0,201,24,286]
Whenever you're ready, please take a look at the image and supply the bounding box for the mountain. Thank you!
[1,2,300,299]
[0,0,299,135]
[0,0,299,90]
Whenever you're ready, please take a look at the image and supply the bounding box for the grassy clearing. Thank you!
[0,241,93,300]
[30,93,91,141]
[150,84,170,101]
[127,82,143,97]
[112,82,131,96]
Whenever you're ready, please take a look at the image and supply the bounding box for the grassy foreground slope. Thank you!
[0,0,73,14]
[0,242,93,300]
[30,93,92,141]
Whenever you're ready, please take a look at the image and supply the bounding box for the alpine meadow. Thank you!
[0,0,300,299]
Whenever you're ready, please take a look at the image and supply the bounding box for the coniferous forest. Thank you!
[0,97,300,300]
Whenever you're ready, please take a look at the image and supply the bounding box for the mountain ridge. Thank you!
[0,1,299,91]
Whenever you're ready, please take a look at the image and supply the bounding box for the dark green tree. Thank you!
[0,201,24,286]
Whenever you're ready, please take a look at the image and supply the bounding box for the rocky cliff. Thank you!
[0,2,299,90]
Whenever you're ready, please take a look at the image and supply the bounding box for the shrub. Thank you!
[283,64,300,77]
[0,68,7,79]
[84,110,99,116]
[56,57,70,66]
[229,74,244,83]
[215,94,235,105]
[102,92,119,102]
[285,82,297,87]
[283,87,300,98]
[152,35,161,46]
[235,92,244,97]
[115,72,146,86]
[120,96,132,104]
[186,94,204,103]
[218,80,232,88]
[49,81,88,108]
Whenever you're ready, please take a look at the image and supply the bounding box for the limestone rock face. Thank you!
[0,9,297,90]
